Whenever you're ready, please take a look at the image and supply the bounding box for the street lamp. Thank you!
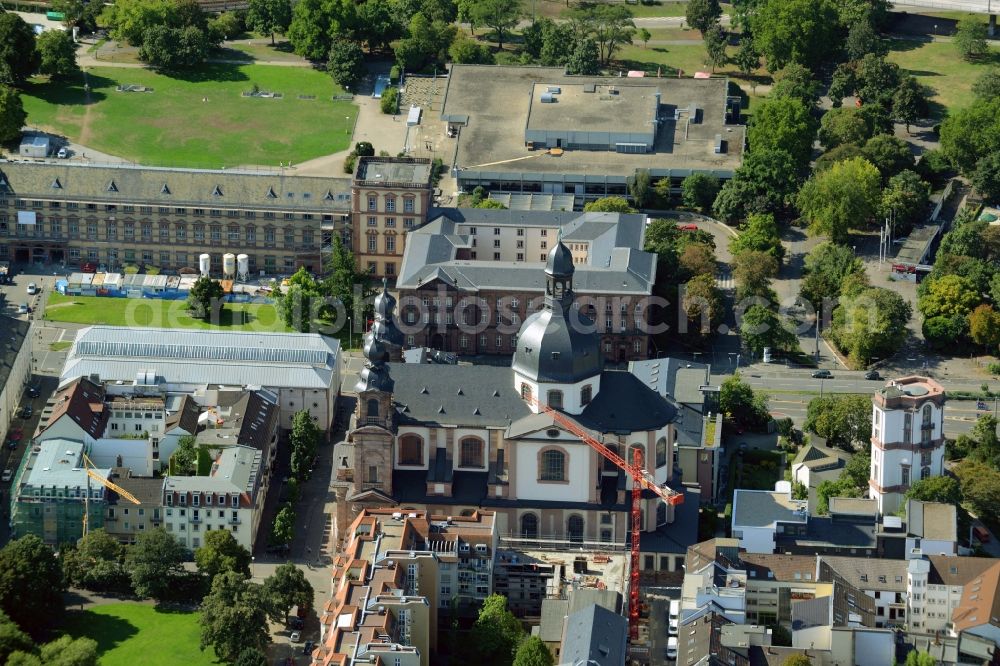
[251,556,256,580]
[347,316,353,349]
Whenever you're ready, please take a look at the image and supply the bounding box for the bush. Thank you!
[343,153,357,174]
[989,363,1000,375]
[380,87,399,115]
[389,65,401,82]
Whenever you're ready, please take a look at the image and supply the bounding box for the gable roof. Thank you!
[952,560,1000,633]
[559,603,628,666]
[41,376,108,439]
[818,556,908,593]
[741,553,816,583]
[927,555,999,587]
[165,394,201,434]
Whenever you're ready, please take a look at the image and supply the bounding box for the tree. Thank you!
[208,11,242,40]
[845,19,886,60]
[719,373,770,427]
[797,157,881,243]
[739,304,796,356]
[638,27,651,48]
[732,249,779,300]
[270,505,296,548]
[800,242,865,308]
[681,273,724,339]
[125,528,188,601]
[356,0,402,51]
[893,76,928,133]
[196,529,252,581]
[818,107,870,149]
[905,650,938,666]
[923,315,968,351]
[0,537,62,637]
[470,0,522,49]
[968,304,1000,350]
[703,25,728,73]
[199,572,273,663]
[106,0,178,46]
[287,0,335,60]
[36,30,80,79]
[290,409,320,481]
[171,434,198,475]
[629,170,651,208]
[0,12,40,86]
[0,85,27,144]
[862,134,915,181]
[955,16,989,61]
[941,97,1000,175]
[902,476,962,508]
[678,243,716,280]
[0,612,33,664]
[327,37,366,90]
[713,149,803,222]
[729,213,785,264]
[394,12,456,71]
[856,54,901,107]
[815,143,865,172]
[61,528,128,592]
[805,394,872,449]
[52,0,104,31]
[234,648,269,666]
[681,173,720,213]
[881,170,930,236]
[322,235,369,329]
[538,21,574,66]
[783,655,813,666]
[513,636,553,666]
[770,63,820,105]
[450,35,494,64]
[828,63,856,108]
[568,4,635,65]
[919,274,981,320]
[566,37,599,75]
[956,460,1000,522]
[747,96,817,168]
[187,276,224,320]
[263,563,314,620]
[749,0,838,73]
[973,68,1000,100]
[470,594,525,666]
[583,197,635,213]
[685,0,721,34]
[140,24,215,69]
[829,286,912,365]
[246,0,291,44]
[733,37,760,78]
[973,152,1000,204]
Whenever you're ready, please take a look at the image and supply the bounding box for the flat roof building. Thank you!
[441,65,744,205]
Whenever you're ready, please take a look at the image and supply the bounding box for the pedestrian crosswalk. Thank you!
[716,269,734,290]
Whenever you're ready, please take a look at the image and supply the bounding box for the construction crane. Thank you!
[82,453,140,538]
[525,395,684,641]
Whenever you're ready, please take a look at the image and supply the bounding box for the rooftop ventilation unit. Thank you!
[540,92,555,103]
[546,86,561,94]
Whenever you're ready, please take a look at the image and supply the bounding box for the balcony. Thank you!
[361,481,383,490]
[229,516,241,525]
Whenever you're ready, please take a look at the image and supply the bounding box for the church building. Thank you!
[333,241,686,547]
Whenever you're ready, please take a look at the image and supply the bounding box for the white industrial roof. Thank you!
[61,326,340,389]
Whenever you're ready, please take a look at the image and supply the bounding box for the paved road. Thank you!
[891,0,998,13]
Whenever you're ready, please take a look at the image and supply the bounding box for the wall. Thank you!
[736,525,776,555]
[906,536,954,558]
[514,439,590,503]
[92,438,153,476]
[0,323,32,447]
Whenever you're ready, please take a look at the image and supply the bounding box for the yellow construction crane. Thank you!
[82,453,140,538]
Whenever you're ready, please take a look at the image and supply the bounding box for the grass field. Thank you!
[888,38,1000,117]
[45,293,292,331]
[60,604,219,666]
[21,64,357,168]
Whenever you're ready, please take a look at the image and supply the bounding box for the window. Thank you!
[904,412,912,444]
[385,197,395,212]
[386,236,396,252]
[520,513,538,539]
[581,384,592,405]
[460,438,484,468]
[368,236,377,252]
[385,217,395,228]
[521,383,532,401]
[901,465,910,486]
[494,227,500,235]
[547,390,563,410]
[540,449,566,481]
[399,435,423,466]
[567,515,584,543]
[368,195,377,211]
[404,198,415,213]
[495,334,503,348]
[367,216,377,227]
[656,437,667,467]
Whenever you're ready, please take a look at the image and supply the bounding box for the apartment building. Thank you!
[740,554,822,626]
[351,157,433,279]
[103,469,165,544]
[316,508,497,666]
[0,161,351,274]
[0,317,31,448]
[907,555,999,635]
[395,209,656,362]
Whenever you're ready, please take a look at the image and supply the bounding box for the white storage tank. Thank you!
[237,254,249,281]
[199,253,211,277]
[223,253,236,279]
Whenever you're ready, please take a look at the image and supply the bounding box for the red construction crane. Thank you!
[525,395,683,640]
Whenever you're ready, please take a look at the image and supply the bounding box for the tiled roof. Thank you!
[740,553,816,583]
[42,376,108,439]
[927,555,999,587]
[818,556,908,593]
[952,560,1000,633]
[164,394,201,434]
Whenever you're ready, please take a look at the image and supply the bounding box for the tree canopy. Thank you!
[187,276,224,320]
[829,286,911,366]
[263,563,314,620]
[246,0,291,44]
[0,12,40,85]
[805,394,872,450]
[0,537,63,637]
[0,85,27,144]
[749,0,839,72]
[199,572,273,663]
[125,528,188,601]
[797,157,881,243]
[747,96,818,168]
[468,594,526,666]
[195,529,252,581]
[513,636,554,666]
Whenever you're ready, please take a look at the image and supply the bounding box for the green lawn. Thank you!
[60,604,219,666]
[45,293,292,332]
[21,64,357,168]
[49,340,72,351]
[888,38,1000,117]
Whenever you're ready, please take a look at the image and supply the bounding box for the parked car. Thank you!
[20,405,33,419]
[57,147,68,159]
[302,641,315,655]
[676,223,698,231]
[289,631,301,643]
[16,303,28,314]
[865,370,881,380]
[288,616,304,630]
[666,636,678,661]
[8,428,23,443]
[26,282,37,295]
[1,470,12,483]
[27,386,39,398]
[811,369,833,379]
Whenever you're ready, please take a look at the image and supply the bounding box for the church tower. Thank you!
[372,279,404,362]
[512,241,602,415]
[349,283,398,500]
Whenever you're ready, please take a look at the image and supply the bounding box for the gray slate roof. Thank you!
[559,603,628,666]
[818,556,908,593]
[397,209,655,294]
[0,160,351,211]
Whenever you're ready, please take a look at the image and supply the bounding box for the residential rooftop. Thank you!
[163,444,262,498]
[732,489,808,529]
[20,438,111,491]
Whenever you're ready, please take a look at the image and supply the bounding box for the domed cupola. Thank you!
[355,290,394,393]
[512,241,602,389]
[372,279,404,350]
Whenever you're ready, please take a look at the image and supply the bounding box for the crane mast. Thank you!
[81,453,141,538]
[524,395,683,641]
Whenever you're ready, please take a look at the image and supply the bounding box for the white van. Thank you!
[666,636,678,661]
[668,599,680,634]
